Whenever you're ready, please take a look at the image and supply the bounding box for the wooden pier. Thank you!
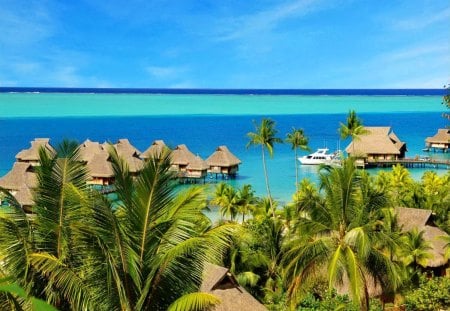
[365,158,450,169]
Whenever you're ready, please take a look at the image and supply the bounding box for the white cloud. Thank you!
[0,3,55,47]
[391,7,450,31]
[215,0,326,41]
[380,45,449,63]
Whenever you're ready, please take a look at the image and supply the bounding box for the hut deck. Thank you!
[366,158,450,169]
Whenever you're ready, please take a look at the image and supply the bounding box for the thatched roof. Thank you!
[395,207,449,268]
[0,162,37,207]
[111,139,143,173]
[200,263,267,311]
[114,139,141,157]
[206,146,241,167]
[345,127,405,156]
[15,138,55,162]
[79,139,106,162]
[395,207,432,231]
[187,155,209,171]
[13,186,34,206]
[86,152,114,178]
[141,140,170,159]
[0,162,36,190]
[426,129,450,144]
[171,144,196,166]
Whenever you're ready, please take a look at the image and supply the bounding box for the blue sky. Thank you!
[0,0,449,88]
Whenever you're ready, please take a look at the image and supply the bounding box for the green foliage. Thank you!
[0,282,59,311]
[0,141,238,310]
[374,168,450,233]
[404,275,450,311]
[283,158,402,311]
[297,290,383,311]
[211,183,257,222]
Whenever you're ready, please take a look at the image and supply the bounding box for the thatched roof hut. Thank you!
[110,139,143,173]
[0,162,37,208]
[15,138,55,164]
[86,152,114,180]
[425,129,450,150]
[395,207,448,268]
[187,155,209,171]
[0,162,36,191]
[206,146,241,175]
[345,127,406,160]
[171,144,196,166]
[141,140,170,160]
[79,139,105,163]
[200,263,267,311]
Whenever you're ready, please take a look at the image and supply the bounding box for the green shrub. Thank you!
[404,275,450,311]
[297,290,382,311]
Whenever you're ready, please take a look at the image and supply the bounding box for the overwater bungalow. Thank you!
[110,139,143,174]
[169,144,206,178]
[78,140,115,185]
[425,128,450,152]
[395,207,449,275]
[345,127,407,164]
[0,162,37,211]
[141,140,170,160]
[86,152,115,185]
[206,145,241,178]
[200,263,267,311]
[79,139,105,163]
[170,144,194,172]
[186,155,209,179]
[15,138,55,165]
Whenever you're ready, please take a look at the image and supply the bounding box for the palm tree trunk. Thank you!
[261,146,274,218]
[294,147,298,194]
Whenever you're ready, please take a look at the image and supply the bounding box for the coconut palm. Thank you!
[339,110,368,157]
[237,184,257,222]
[0,142,237,311]
[211,183,239,221]
[285,127,310,194]
[399,228,432,273]
[247,118,282,217]
[282,158,402,310]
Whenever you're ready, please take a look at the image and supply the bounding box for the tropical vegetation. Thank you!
[0,143,237,311]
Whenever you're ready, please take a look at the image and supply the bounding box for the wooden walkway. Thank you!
[366,158,450,169]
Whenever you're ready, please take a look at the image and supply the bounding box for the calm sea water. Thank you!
[0,90,448,203]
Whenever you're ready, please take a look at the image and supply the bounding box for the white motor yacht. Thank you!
[298,148,339,165]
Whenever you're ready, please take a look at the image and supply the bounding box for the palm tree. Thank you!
[247,118,282,217]
[236,184,257,223]
[399,228,432,283]
[0,142,237,311]
[211,183,239,221]
[339,110,368,157]
[285,127,310,194]
[282,158,402,310]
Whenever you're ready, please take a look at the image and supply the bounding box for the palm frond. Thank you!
[168,292,220,311]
